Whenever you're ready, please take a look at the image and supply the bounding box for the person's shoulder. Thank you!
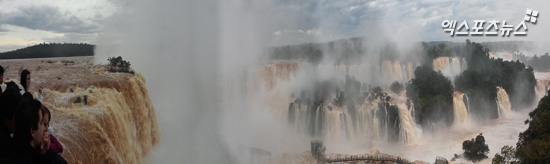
[2,151,35,164]
[44,149,67,164]
[16,84,25,95]
[0,83,6,93]
[0,155,16,164]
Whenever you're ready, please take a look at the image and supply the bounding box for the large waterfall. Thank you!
[287,92,417,144]
[534,72,550,101]
[496,86,512,118]
[381,60,418,83]
[228,60,425,145]
[396,103,417,143]
[432,57,467,81]
[41,72,159,164]
[453,92,469,124]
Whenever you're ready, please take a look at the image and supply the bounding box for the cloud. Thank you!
[0,44,26,53]
[270,0,550,47]
[0,25,8,32]
[272,28,349,46]
[42,33,96,44]
[0,5,99,34]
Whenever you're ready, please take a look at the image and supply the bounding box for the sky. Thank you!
[0,0,116,52]
[0,0,549,52]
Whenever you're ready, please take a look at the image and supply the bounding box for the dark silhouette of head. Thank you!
[14,94,43,147]
[41,105,51,128]
[0,82,23,132]
[0,65,4,84]
[20,69,30,92]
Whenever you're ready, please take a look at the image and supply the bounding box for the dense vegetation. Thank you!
[0,43,94,59]
[462,133,490,162]
[269,37,364,65]
[457,40,535,117]
[493,90,550,164]
[277,37,538,140]
[520,53,550,72]
[422,40,536,119]
[515,89,550,163]
[389,81,403,94]
[269,37,422,66]
[107,56,132,73]
[454,69,499,118]
[493,145,519,164]
[406,65,454,129]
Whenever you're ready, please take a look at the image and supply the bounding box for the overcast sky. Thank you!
[0,0,548,52]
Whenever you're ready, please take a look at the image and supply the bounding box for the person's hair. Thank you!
[0,65,4,76]
[20,69,30,92]
[0,82,22,121]
[14,94,42,144]
[41,105,51,123]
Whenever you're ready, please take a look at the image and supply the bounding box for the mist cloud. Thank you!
[0,5,99,33]
[93,0,550,163]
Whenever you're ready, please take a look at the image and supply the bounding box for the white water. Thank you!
[321,109,530,163]
[285,85,419,147]
[381,60,418,83]
[88,0,550,163]
[433,57,467,81]
[251,61,538,163]
[396,103,417,144]
[453,92,470,125]
[496,86,512,118]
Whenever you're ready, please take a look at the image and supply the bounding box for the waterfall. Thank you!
[535,78,550,101]
[323,106,354,143]
[287,92,419,144]
[351,101,381,141]
[496,86,512,118]
[406,62,415,81]
[432,57,467,81]
[465,94,470,114]
[381,60,417,83]
[44,73,160,163]
[397,103,417,144]
[461,58,468,71]
[452,92,469,124]
[432,57,450,73]
[382,60,404,83]
[450,57,461,76]
[239,60,427,145]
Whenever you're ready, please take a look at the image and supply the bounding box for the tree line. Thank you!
[0,43,94,59]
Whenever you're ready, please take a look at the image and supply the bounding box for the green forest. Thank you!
[0,43,94,59]
[420,40,536,119]
[493,90,550,163]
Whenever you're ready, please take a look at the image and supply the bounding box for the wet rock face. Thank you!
[0,57,159,164]
[288,83,403,143]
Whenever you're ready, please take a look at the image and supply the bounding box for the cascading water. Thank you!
[228,59,423,145]
[432,57,466,81]
[406,63,415,81]
[381,60,404,83]
[287,88,418,145]
[396,103,417,144]
[496,86,512,118]
[452,92,469,124]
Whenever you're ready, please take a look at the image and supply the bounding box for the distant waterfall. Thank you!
[432,57,466,81]
[381,60,417,83]
[287,94,417,144]
[496,86,512,118]
[453,92,469,124]
[397,103,417,144]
